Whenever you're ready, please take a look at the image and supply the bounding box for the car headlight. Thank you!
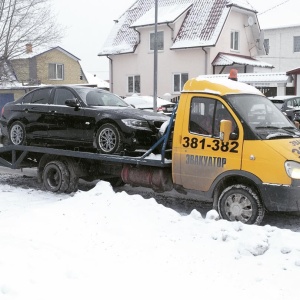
[285,161,300,179]
[121,119,150,130]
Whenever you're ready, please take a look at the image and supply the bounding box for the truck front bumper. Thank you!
[259,181,300,212]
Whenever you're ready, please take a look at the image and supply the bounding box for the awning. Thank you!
[212,52,273,69]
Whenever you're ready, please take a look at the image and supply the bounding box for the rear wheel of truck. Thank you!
[43,161,70,193]
[218,184,265,225]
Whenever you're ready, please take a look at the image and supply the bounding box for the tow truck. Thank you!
[1,77,300,225]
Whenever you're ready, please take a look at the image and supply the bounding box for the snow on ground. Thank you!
[0,180,300,300]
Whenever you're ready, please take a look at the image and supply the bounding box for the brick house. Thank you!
[11,44,88,86]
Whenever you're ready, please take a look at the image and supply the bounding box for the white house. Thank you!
[256,24,300,73]
[98,0,272,98]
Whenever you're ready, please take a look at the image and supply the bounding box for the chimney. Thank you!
[26,43,32,53]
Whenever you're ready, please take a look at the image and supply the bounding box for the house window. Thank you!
[128,75,140,93]
[294,36,300,52]
[150,31,164,51]
[230,31,239,51]
[264,39,270,55]
[173,73,188,93]
[48,63,64,80]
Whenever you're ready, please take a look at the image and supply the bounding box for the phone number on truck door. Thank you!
[182,137,239,153]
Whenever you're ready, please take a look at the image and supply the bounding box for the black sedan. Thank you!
[0,86,169,154]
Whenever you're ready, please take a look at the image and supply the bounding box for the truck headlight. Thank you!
[285,161,300,179]
[121,119,150,130]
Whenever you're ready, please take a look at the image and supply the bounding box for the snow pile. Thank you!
[0,180,300,299]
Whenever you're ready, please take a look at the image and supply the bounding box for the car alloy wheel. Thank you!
[96,123,123,154]
[9,121,26,145]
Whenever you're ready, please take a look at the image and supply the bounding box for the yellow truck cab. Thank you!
[172,77,300,224]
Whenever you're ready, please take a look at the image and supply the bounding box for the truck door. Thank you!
[175,95,243,192]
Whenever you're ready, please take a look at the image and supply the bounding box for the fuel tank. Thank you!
[121,165,173,192]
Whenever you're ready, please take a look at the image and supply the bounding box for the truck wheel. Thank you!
[218,184,265,225]
[9,121,26,145]
[96,123,123,154]
[43,161,70,193]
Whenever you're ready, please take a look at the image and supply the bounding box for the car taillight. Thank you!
[157,106,166,112]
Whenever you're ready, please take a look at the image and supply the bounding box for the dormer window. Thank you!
[150,31,164,51]
[230,31,239,51]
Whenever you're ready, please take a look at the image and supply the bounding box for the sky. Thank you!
[50,0,298,80]
[0,169,300,299]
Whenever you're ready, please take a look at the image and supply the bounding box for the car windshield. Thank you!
[227,94,300,140]
[74,87,129,107]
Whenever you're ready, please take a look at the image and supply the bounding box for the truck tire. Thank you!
[9,121,26,145]
[63,158,79,193]
[43,161,70,193]
[218,184,265,225]
[96,123,123,154]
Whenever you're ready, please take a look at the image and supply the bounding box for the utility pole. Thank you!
[153,0,158,112]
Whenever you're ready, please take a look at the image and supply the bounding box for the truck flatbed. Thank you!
[0,144,172,170]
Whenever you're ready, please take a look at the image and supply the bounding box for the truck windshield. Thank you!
[227,94,300,140]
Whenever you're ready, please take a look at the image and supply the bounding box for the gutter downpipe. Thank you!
[107,56,113,93]
[133,27,141,45]
[166,23,174,41]
[202,47,208,75]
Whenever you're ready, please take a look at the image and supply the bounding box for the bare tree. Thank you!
[0,0,63,61]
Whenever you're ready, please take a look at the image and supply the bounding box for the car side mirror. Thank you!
[65,99,79,108]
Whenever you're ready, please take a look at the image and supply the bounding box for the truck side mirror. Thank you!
[220,120,232,142]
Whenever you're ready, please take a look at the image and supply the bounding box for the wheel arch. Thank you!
[94,118,122,137]
[7,117,29,128]
[37,154,85,183]
[211,171,263,211]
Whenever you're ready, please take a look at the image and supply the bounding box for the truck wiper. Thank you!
[281,126,296,129]
[266,132,294,140]
[255,126,280,129]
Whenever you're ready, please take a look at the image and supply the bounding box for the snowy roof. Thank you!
[212,52,274,68]
[99,0,257,55]
[15,46,80,61]
[84,72,110,89]
[131,3,192,27]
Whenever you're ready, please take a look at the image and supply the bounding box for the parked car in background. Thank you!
[123,95,176,116]
[269,95,300,121]
[0,86,169,154]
